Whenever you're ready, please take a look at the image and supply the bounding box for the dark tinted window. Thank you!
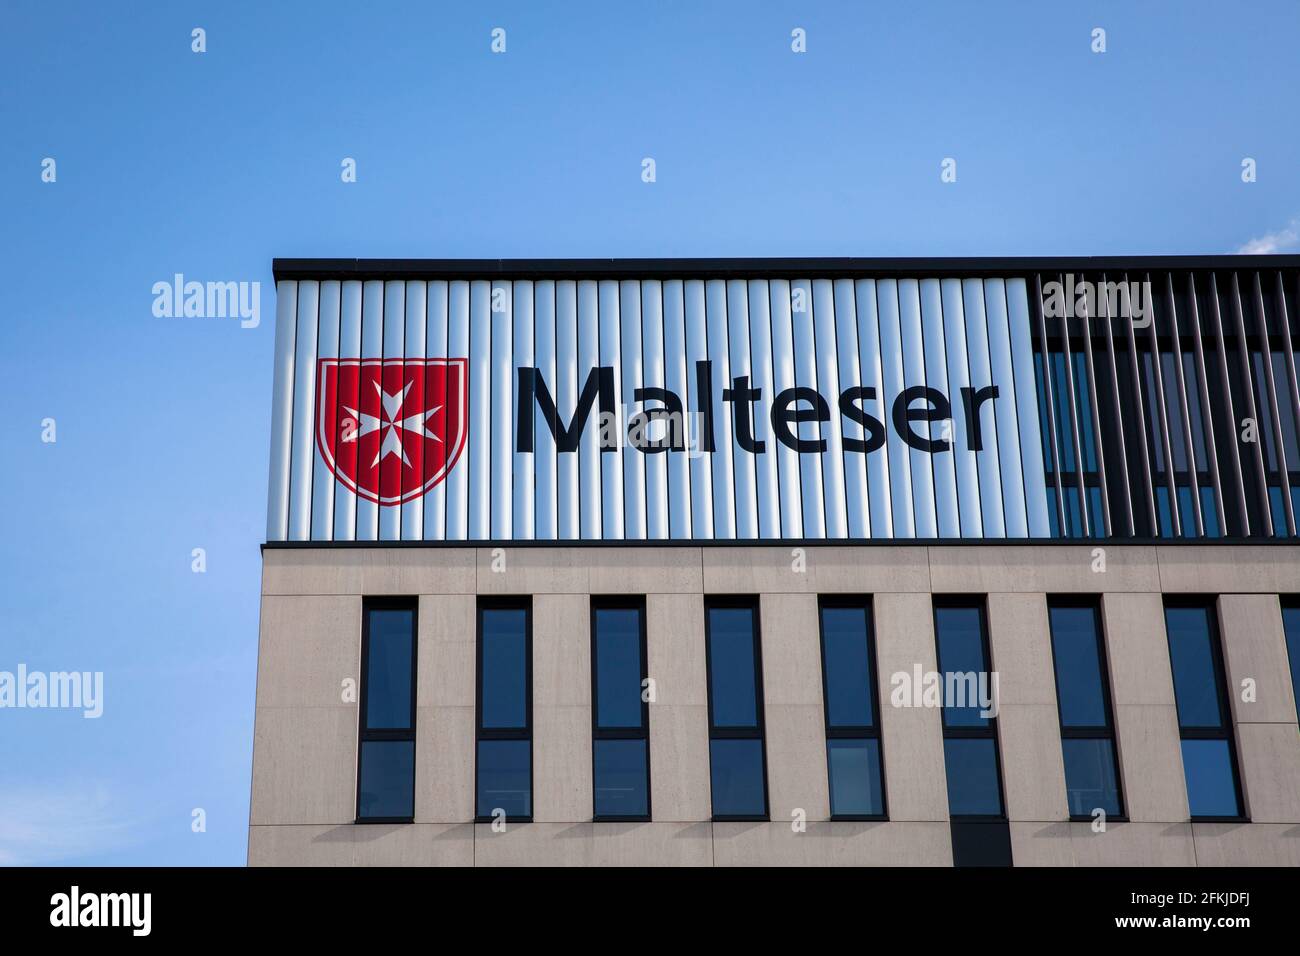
[592,602,650,820]
[935,606,990,728]
[1048,601,1123,818]
[1164,602,1242,820]
[1282,603,1300,724]
[477,601,532,821]
[706,601,767,820]
[942,738,1004,817]
[357,601,417,821]
[819,601,886,819]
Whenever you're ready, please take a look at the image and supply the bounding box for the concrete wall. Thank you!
[248,544,1300,866]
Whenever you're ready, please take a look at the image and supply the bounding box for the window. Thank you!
[591,600,650,820]
[1283,600,1300,726]
[1047,600,1124,819]
[357,600,417,822]
[705,599,768,820]
[818,599,886,819]
[1164,600,1243,820]
[934,599,1011,867]
[477,600,532,822]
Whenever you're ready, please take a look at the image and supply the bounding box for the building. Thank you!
[249,256,1300,866]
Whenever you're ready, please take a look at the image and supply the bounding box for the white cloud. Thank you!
[0,782,146,865]
[1236,219,1300,254]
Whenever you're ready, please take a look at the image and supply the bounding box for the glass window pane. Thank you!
[935,606,991,728]
[357,740,413,819]
[827,738,884,817]
[481,609,527,729]
[709,738,766,817]
[1180,739,1241,818]
[1061,738,1122,817]
[1049,605,1108,728]
[476,739,531,819]
[1165,606,1224,728]
[593,738,649,818]
[365,609,413,730]
[822,606,875,728]
[707,607,759,728]
[594,608,643,729]
[942,738,1004,817]
[1283,606,1300,725]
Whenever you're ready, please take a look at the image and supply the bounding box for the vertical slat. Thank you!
[512,280,535,539]
[465,280,491,539]
[1099,274,1134,536]
[727,279,759,538]
[791,278,826,537]
[684,279,713,538]
[705,279,735,539]
[1208,273,1249,536]
[266,281,297,541]
[1163,273,1202,536]
[424,281,450,541]
[555,280,581,539]
[532,280,557,539]
[1186,274,1226,536]
[577,279,602,539]
[641,280,669,539]
[1077,277,1112,536]
[813,278,848,538]
[488,280,512,539]
[855,279,892,537]
[333,281,363,541]
[445,280,471,540]
[1033,274,1068,534]
[769,279,803,538]
[962,278,1004,537]
[877,279,915,537]
[941,278,982,537]
[1055,273,1090,536]
[1142,272,1180,537]
[620,280,646,539]
[748,279,782,538]
[1277,272,1300,525]
[663,279,693,538]
[987,280,1025,535]
[921,279,960,537]
[400,281,427,540]
[1007,278,1050,536]
[355,280,384,541]
[310,281,341,541]
[379,280,404,539]
[834,278,871,538]
[1253,272,1295,535]
[1229,272,1273,535]
[288,281,319,541]
[1120,273,1158,535]
[598,280,624,538]
[899,278,936,537]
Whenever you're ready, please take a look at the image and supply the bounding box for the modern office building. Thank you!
[250,256,1300,866]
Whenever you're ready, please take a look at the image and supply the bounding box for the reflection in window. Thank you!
[357,602,416,821]
[477,602,532,821]
[819,601,886,818]
[592,603,650,819]
[706,602,768,820]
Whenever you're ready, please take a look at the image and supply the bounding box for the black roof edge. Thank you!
[273,255,1300,282]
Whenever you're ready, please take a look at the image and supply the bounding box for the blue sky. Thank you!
[1,1,1297,865]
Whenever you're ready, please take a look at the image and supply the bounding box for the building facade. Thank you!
[250,257,1300,866]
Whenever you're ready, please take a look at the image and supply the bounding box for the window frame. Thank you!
[932,596,1007,823]
[356,596,419,825]
[1045,596,1127,822]
[589,596,652,822]
[1282,597,1300,726]
[817,595,889,822]
[704,596,770,823]
[475,596,534,824]
[1163,595,1247,823]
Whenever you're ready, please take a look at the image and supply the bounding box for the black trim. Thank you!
[475,597,534,824]
[589,597,652,823]
[355,597,418,824]
[703,597,770,822]
[273,255,1300,282]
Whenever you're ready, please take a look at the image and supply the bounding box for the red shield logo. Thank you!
[316,358,468,505]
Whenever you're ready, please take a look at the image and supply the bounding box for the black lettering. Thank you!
[695,360,716,453]
[838,386,887,453]
[722,376,765,453]
[516,366,615,453]
[960,385,999,451]
[772,386,829,453]
[892,385,951,452]
[629,387,685,453]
